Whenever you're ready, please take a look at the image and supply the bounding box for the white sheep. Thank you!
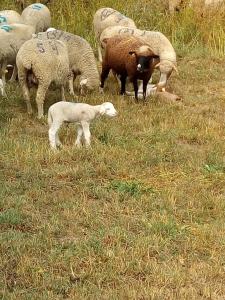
[48,101,117,149]
[0,23,35,92]
[21,3,51,33]
[0,10,23,25]
[100,26,177,90]
[168,0,224,14]
[93,7,137,62]
[34,29,100,94]
[16,38,71,118]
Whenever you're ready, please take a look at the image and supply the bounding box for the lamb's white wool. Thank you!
[126,83,157,99]
[48,101,117,149]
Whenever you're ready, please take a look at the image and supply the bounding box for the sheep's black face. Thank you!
[137,56,151,73]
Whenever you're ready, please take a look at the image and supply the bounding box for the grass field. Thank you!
[1,0,225,299]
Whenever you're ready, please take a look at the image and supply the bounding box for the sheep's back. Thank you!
[21,3,51,33]
[104,36,145,73]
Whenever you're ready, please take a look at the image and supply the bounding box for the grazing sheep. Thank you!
[16,38,71,118]
[48,101,117,149]
[100,36,159,100]
[21,3,51,33]
[0,10,23,25]
[93,7,137,62]
[0,23,35,92]
[168,0,224,14]
[100,26,177,90]
[34,29,100,94]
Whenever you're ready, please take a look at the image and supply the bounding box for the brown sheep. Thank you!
[100,36,159,101]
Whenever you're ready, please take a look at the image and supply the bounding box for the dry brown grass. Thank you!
[1,0,225,299]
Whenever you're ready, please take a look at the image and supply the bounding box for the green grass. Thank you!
[1,0,225,299]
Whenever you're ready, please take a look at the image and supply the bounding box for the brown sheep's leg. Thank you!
[143,79,149,101]
[36,82,50,119]
[120,75,127,95]
[100,66,110,89]
[132,79,139,101]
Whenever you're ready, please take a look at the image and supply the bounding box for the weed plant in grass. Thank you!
[1,0,225,299]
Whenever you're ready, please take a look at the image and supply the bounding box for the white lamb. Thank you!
[48,101,117,149]
[93,7,137,62]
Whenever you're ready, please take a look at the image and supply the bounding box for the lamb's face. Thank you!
[101,102,117,117]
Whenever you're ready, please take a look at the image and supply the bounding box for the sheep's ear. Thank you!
[154,62,161,69]
[129,51,136,57]
[80,78,88,86]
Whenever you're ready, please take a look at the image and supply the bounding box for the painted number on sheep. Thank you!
[118,28,134,35]
[100,9,115,21]
[115,13,125,23]
[1,25,13,32]
[48,40,59,55]
[32,4,42,10]
[0,16,7,23]
[37,41,45,53]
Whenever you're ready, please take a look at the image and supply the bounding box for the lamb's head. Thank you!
[129,45,159,73]
[99,102,117,117]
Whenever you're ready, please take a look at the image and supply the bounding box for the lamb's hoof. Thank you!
[75,142,82,148]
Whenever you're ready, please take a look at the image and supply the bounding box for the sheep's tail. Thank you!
[48,108,53,127]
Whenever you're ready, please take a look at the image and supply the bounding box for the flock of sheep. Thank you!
[0,3,182,148]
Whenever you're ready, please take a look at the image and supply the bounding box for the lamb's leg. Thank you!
[10,66,18,82]
[120,75,127,95]
[81,121,91,147]
[36,82,50,119]
[18,67,33,114]
[75,124,83,148]
[100,65,110,89]
[49,122,62,149]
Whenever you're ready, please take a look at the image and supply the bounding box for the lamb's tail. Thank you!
[48,108,53,127]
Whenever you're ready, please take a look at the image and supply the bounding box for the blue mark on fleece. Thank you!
[1,25,13,32]
[32,4,43,10]
[0,16,7,23]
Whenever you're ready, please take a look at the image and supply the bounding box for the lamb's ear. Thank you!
[129,51,136,57]
[99,105,106,115]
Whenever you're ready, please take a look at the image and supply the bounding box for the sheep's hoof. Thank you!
[99,87,104,94]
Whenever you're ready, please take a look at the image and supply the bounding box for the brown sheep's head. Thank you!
[129,46,159,73]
